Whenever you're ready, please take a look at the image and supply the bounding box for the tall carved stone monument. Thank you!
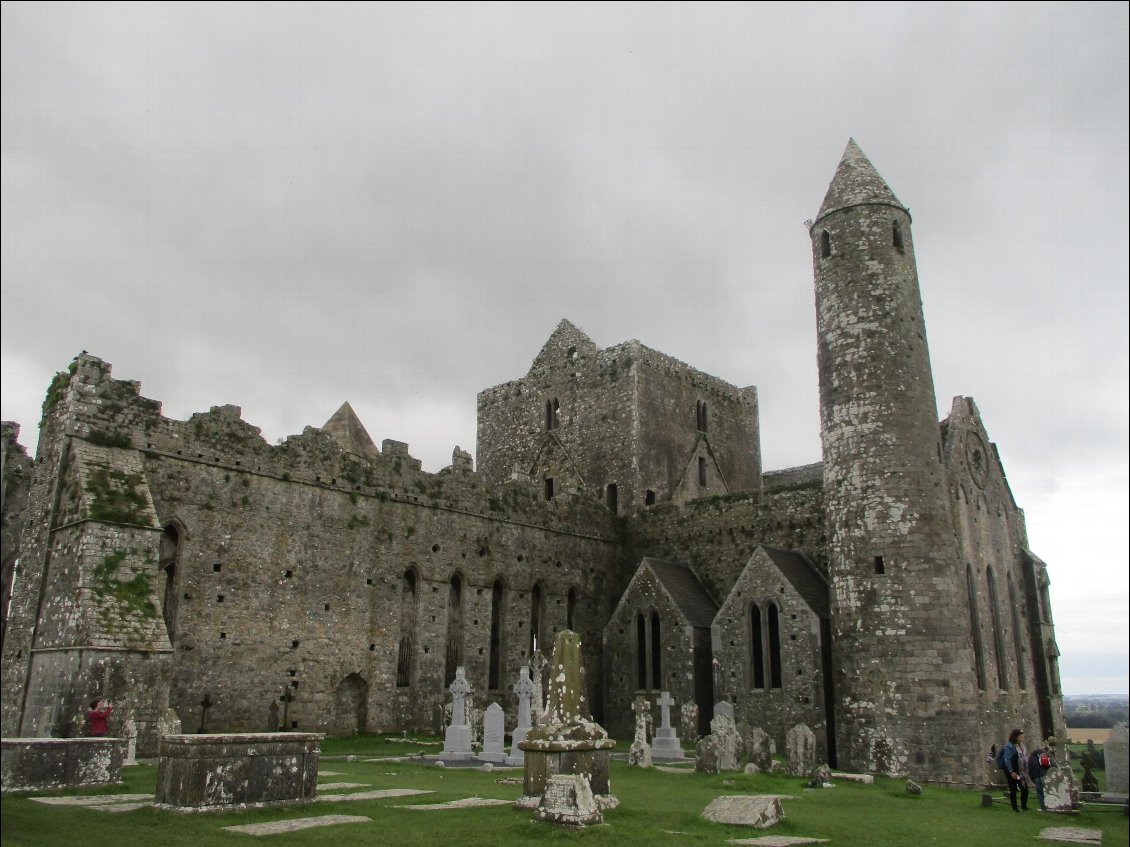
[628,696,652,768]
[1105,722,1128,794]
[517,630,617,819]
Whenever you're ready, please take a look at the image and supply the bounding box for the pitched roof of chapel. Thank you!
[322,402,379,457]
[760,546,829,619]
[815,138,907,225]
[643,558,719,628]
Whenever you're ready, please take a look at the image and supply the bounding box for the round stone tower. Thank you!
[811,140,979,780]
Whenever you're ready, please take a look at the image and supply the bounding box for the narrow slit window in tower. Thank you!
[698,457,707,486]
[566,587,577,630]
[645,489,656,506]
[606,483,618,514]
[874,555,885,575]
[821,230,832,258]
[544,477,554,500]
[892,219,904,252]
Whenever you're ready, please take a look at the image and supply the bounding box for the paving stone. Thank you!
[30,793,154,806]
[398,797,513,810]
[223,815,371,835]
[1037,828,1103,844]
[317,771,343,776]
[89,802,154,813]
[317,782,369,791]
[316,788,433,803]
[703,795,783,828]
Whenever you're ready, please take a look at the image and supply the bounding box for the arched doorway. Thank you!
[334,673,369,734]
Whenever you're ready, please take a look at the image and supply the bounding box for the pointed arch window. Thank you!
[966,565,986,690]
[444,573,464,686]
[636,613,647,689]
[530,583,546,655]
[1007,572,1027,690]
[159,524,181,645]
[650,611,662,688]
[397,569,418,688]
[488,578,506,689]
[767,603,782,689]
[986,566,1009,690]
[749,604,765,689]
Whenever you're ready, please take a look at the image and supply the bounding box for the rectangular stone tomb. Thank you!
[1,737,127,793]
[155,733,322,810]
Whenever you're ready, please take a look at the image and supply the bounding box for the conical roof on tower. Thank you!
[322,401,379,457]
[814,138,907,226]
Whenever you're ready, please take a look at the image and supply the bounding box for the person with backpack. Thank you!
[998,728,1029,812]
[1028,745,1055,812]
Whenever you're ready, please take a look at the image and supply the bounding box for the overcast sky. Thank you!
[2,2,1127,698]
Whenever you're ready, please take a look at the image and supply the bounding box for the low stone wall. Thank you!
[155,732,322,810]
[1,737,125,792]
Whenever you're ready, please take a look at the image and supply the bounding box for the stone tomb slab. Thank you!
[728,838,829,846]
[399,797,513,810]
[703,795,784,828]
[156,733,322,810]
[316,788,433,803]
[2,738,127,792]
[1037,828,1103,844]
[89,802,154,813]
[224,814,371,836]
[31,793,154,806]
[317,782,369,791]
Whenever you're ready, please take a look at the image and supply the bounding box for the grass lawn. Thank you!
[2,737,1126,847]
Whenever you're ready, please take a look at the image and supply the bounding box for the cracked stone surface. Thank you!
[1037,828,1103,844]
[399,797,513,810]
[223,815,371,835]
[316,788,432,803]
[30,793,153,806]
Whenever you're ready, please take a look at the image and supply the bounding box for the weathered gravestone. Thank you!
[680,702,700,744]
[1038,736,1078,812]
[536,773,602,827]
[697,705,741,773]
[747,726,773,772]
[480,703,507,763]
[122,716,138,766]
[157,709,181,737]
[786,724,816,777]
[441,668,474,760]
[528,649,548,725]
[506,666,535,766]
[517,630,616,817]
[652,691,684,761]
[628,697,652,768]
[701,795,783,828]
[1104,721,1128,793]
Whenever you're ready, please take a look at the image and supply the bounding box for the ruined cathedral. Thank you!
[0,141,1066,784]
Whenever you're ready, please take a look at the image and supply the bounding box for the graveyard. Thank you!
[3,737,1128,847]
[3,635,1127,847]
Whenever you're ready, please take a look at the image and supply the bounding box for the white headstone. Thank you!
[652,691,684,761]
[480,702,507,762]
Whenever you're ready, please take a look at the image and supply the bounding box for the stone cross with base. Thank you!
[506,666,535,765]
[651,691,684,761]
[528,649,547,725]
[628,696,652,767]
[441,667,474,759]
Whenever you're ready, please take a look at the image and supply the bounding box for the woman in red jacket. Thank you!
[87,699,113,737]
